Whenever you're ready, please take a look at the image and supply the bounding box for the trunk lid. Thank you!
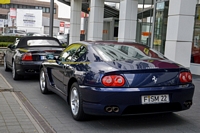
[104,59,183,87]
[18,47,63,61]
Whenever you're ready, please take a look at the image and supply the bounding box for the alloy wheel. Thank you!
[4,56,6,69]
[70,87,79,116]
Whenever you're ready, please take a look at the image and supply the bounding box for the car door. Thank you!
[63,44,88,94]
[7,40,19,67]
[51,43,81,94]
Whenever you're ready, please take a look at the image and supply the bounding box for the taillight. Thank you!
[102,75,125,87]
[179,72,192,83]
[22,53,33,61]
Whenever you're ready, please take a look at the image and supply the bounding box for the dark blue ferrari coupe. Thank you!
[39,41,195,121]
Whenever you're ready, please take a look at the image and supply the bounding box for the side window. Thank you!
[58,44,81,62]
[71,45,87,61]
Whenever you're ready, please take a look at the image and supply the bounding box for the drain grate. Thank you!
[14,91,56,133]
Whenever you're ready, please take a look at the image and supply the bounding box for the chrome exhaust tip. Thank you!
[184,100,192,108]
[112,106,119,113]
[105,107,112,113]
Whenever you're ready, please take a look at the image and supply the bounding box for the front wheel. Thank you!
[39,68,49,94]
[4,56,10,71]
[70,82,86,121]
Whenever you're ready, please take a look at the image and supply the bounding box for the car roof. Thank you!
[74,41,150,49]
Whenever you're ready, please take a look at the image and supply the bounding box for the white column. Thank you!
[88,0,105,41]
[164,0,196,68]
[118,0,138,42]
[69,0,82,44]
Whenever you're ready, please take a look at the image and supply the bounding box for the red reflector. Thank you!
[22,53,33,61]
[179,72,192,83]
[102,75,125,87]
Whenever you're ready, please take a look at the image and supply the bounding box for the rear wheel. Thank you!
[70,82,86,121]
[39,68,49,94]
[4,56,10,71]
[12,62,22,80]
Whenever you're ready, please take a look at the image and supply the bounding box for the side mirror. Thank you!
[46,54,55,60]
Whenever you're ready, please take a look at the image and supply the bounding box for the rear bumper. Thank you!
[79,84,195,116]
[15,61,43,75]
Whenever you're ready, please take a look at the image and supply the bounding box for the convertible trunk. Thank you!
[19,47,63,61]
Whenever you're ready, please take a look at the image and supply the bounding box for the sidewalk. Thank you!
[0,73,44,133]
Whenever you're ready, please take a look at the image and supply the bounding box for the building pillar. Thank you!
[164,0,196,68]
[69,0,82,44]
[88,0,105,41]
[118,0,138,42]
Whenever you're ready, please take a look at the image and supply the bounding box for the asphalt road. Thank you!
[0,66,200,133]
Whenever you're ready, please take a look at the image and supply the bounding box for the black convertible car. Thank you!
[4,36,64,80]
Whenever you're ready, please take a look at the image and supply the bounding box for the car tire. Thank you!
[12,62,21,80]
[4,56,10,71]
[70,82,86,121]
[39,68,49,94]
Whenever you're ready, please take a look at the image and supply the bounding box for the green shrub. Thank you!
[0,36,21,42]
[0,42,13,47]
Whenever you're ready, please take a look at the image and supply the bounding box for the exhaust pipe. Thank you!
[105,107,112,113]
[112,106,119,113]
[184,100,192,108]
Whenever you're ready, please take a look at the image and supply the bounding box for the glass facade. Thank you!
[136,0,154,47]
[153,1,169,54]
[0,4,55,14]
[192,4,200,64]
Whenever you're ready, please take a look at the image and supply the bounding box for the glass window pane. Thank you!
[42,7,45,13]
[192,4,200,64]
[6,4,10,9]
[14,4,18,8]
[27,40,60,46]
[10,4,14,8]
[46,7,50,13]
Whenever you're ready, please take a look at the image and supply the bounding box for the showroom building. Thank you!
[56,0,200,75]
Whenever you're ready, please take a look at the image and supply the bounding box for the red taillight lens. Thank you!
[102,75,125,87]
[22,53,33,61]
[179,72,192,83]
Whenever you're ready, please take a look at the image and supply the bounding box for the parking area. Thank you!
[0,67,200,133]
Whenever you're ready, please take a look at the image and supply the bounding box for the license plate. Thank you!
[40,56,46,60]
[141,94,169,104]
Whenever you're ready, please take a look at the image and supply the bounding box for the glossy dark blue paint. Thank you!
[42,41,195,116]
[80,84,194,115]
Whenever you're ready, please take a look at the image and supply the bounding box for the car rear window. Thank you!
[27,39,60,46]
[93,44,166,61]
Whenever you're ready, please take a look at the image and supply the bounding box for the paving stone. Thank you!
[0,122,6,127]
[19,121,34,125]
[21,124,37,129]
[23,129,39,133]
[7,125,23,133]
[4,118,18,123]
[0,128,9,133]
[6,122,20,126]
